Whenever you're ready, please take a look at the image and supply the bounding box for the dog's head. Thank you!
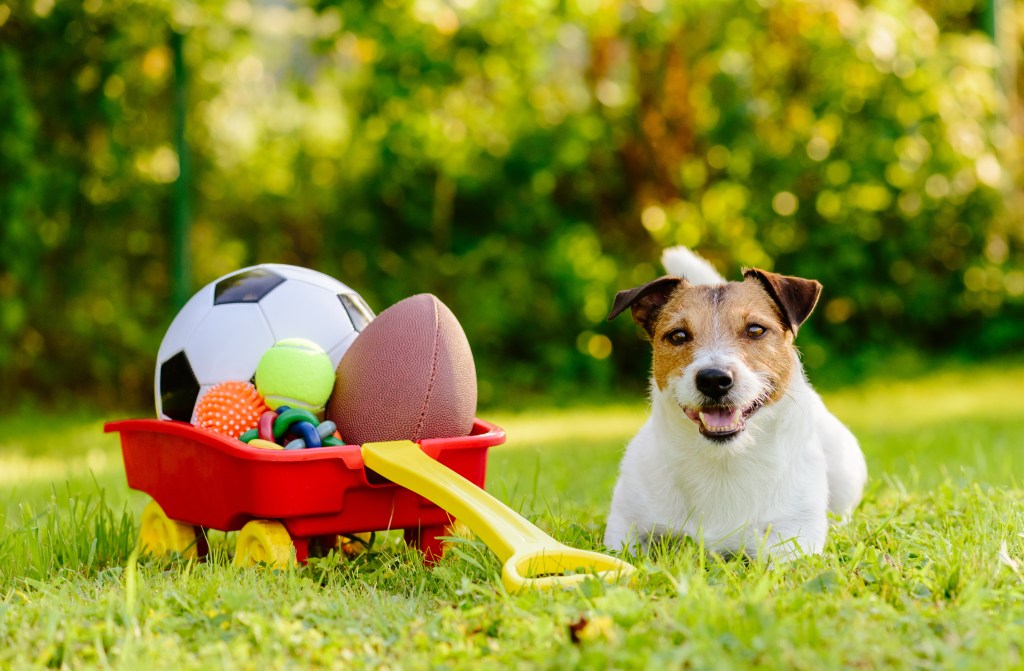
[609,269,821,443]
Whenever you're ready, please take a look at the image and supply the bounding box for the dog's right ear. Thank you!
[607,276,684,337]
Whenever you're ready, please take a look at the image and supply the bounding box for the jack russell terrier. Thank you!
[604,247,867,560]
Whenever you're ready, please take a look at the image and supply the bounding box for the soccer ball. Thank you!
[155,264,374,422]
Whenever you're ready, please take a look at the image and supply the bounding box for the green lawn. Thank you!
[1,363,1023,669]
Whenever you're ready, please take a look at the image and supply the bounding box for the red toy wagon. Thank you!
[105,418,505,566]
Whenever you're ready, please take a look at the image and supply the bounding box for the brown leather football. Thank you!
[326,293,477,445]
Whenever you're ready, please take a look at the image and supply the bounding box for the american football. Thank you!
[326,293,477,445]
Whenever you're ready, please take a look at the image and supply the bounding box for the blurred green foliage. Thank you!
[0,0,1021,409]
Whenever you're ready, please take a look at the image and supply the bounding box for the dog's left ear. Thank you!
[744,269,822,337]
[607,276,684,337]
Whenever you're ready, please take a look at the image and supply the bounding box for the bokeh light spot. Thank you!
[772,191,798,216]
[806,136,830,162]
[975,154,1001,187]
[641,205,667,233]
[707,145,730,170]
[579,333,612,360]
[825,297,855,324]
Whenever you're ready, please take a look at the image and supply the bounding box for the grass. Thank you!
[1,362,1023,669]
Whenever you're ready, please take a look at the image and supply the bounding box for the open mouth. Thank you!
[682,402,764,441]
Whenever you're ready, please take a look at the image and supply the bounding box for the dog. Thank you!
[603,247,866,560]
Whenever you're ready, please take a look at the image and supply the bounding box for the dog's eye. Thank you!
[746,324,767,339]
[665,329,691,345]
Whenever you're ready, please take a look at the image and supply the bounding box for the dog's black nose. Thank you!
[696,368,733,398]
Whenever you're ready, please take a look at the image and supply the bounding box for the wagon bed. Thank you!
[105,418,505,562]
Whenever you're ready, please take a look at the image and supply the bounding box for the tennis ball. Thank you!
[255,338,335,415]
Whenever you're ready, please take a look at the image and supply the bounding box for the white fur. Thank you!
[604,247,867,560]
[661,246,727,285]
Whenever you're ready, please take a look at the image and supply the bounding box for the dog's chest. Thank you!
[671,451,786,527]
[638,415,807,539]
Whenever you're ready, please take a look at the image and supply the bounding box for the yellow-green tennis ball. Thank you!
[255,338,335,414]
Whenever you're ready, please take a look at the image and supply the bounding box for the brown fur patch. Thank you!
[743,269,822,336]
[649,279,797,404]
[608,277,683,336]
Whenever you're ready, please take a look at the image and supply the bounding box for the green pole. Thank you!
[170,30,192,311]
[981,0,998,41]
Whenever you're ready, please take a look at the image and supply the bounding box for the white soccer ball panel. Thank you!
[184,304,276,385]
[326,331,361,368]
[156,283,216,363]
[259,281,359,356]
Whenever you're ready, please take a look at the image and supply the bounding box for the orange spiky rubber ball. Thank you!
[194,381,269,438]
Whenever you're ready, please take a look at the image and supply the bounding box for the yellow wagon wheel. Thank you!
[234,520,294,569]
[139,500,199,559]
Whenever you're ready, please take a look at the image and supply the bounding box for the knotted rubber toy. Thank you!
[240,406,344,450]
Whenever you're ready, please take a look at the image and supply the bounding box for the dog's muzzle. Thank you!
[684,368,764,441]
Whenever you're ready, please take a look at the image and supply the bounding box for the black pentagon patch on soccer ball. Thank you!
[339,292,375,332]
[160,351,200,421]
[214,268,286,304]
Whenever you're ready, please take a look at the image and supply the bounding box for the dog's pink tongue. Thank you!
[701,408,738,429]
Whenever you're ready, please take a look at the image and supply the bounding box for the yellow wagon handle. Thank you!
[361,440,635,593]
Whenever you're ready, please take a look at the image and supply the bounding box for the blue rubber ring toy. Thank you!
[291,420,322,448]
